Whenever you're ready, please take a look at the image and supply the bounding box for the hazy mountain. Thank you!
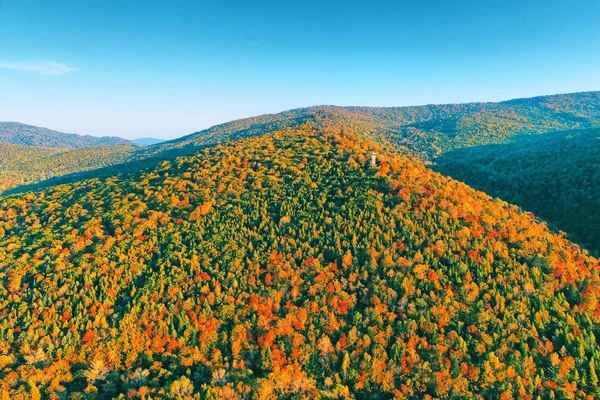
[0,122,134,149]
[133,137,165,146]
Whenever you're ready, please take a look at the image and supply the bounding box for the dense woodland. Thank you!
[1,121,600,398]
[3,92,599,262]
[351,90,600,157]
[0,143,65,166]
[0,144,135,194]
[435,128,600,256]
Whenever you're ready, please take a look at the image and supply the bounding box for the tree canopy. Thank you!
[1,123,599,399]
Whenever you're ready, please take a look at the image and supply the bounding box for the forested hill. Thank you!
[0,122,133,149]
[346,90,600,157]
[2,91,599,195]
[139,90,600,160]
[0,143,136,193]
[1,124,599,398]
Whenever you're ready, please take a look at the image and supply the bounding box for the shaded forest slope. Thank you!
[434,128,600,255]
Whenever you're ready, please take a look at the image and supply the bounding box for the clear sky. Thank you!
[1,0,599,139]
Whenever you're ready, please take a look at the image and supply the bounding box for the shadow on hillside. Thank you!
[430,128,600,256]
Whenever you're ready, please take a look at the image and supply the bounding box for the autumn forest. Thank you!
[0,90,599,399]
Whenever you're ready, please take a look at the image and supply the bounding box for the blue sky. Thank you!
[0,0,599,139]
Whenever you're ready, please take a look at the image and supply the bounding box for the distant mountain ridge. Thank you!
[2,90,600,195]
[0,122,134,148]
[133,137,165,146]
[138,90,600,160]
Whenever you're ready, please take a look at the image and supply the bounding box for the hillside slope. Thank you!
[0,122,133,149]
[139,90,600,160]
[351,90,600,157]
[2,91,599,196]
[434,128,600,255]
[1,126,599,399]
[0,142,65,165]
[0,144,136,192]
